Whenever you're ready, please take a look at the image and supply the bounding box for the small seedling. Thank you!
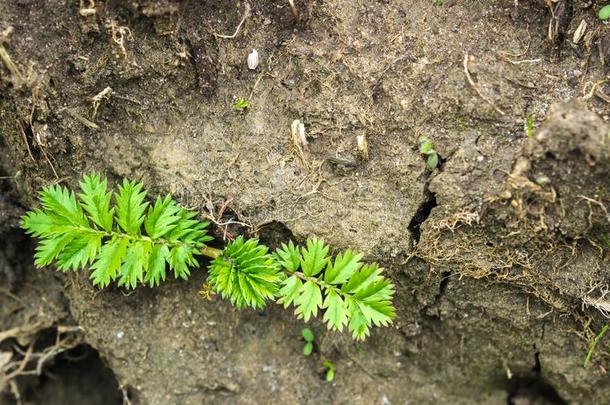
[600,5,610,21]
[323,360,335,382]
[419,136,439,170]
[584,325,609,367]
[234,98,250,112]
[526,114,534,139]
[302,328,314,356]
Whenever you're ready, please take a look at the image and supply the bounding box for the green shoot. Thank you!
[302,328,314,356]
[600,5,610,20]
[584,325,609,368]
[234,98,251,112]
[419,136,439,170]
[323,360,335,382]
[526,114,534,139]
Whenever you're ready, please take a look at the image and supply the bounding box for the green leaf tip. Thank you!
[22,173,213,289]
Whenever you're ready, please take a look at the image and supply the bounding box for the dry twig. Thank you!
[463,52,506,116]
[214,2,251,39]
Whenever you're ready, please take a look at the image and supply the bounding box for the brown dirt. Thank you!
[1,0,609,403]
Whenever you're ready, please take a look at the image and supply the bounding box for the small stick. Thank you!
[214,2,251,39]
[463,52,506,116]
[0,45,23,82]
[287,0,298,19]
[16,121,35,162]
[34,130,60,179]
[63,108,100,130]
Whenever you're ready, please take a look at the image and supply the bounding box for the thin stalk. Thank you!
[201,246,223,259]
[0,45,23,81]
[291,271,351,301]
[584,325,609,367]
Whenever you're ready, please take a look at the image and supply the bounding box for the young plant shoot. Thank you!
[22,173,396,341]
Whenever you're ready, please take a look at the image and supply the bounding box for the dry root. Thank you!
[106,20,133,59]
[0,325,81,396]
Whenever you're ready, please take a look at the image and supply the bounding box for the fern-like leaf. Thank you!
[294,280,323,321]
[275,241,300,272]
[22,173,214,289]
[274,239,396,340]
[207,236,282,309]
[90,237,129,287]
[78,173,114,232]
[278,274,302,309]
[300,238,329,277]
[144,195,181,239]
[115,179,148,235]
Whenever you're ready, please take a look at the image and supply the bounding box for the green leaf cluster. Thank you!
[275,239,395,340]
[208,237,396,340]
[21,174,213,288]
[207,236,282,309]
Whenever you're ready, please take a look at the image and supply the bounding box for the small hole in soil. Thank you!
[1,344,123,405]
[257,221,295,250]
[506,351,567,405]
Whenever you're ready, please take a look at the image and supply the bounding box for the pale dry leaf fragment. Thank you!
[291,119,308,162]
[573,19,587,44]
[357,134,368,160]
[105,19,133,59]
[0,351,12,369]
[79,0,97,16]
[247,49,259,70]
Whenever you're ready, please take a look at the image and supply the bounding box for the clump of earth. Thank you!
[1,1,609,403]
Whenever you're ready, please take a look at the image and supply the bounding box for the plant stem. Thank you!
[201,245,223,259]
[291,271,351,301]
[584,325,609,367]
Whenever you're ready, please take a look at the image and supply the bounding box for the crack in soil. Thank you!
[407,189,437,247]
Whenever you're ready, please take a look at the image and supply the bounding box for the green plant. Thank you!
[21,174,215,288]
[323,360,335,382]
[526,114,534,139]
[22,173,396,340]
[600,5,610,20]
[584,325,609,367]
[419,136,439,170]
[234,98,250,112]
[302,328,314,356]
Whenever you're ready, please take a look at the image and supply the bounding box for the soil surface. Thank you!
[1,0,609,404]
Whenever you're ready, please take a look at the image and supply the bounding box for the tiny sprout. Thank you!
[302,328,314,356]
[600,5,610,21]
[526,114,534,139]
[234,98,251,112]
[323,360,335,382]
[418,136,439,170]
